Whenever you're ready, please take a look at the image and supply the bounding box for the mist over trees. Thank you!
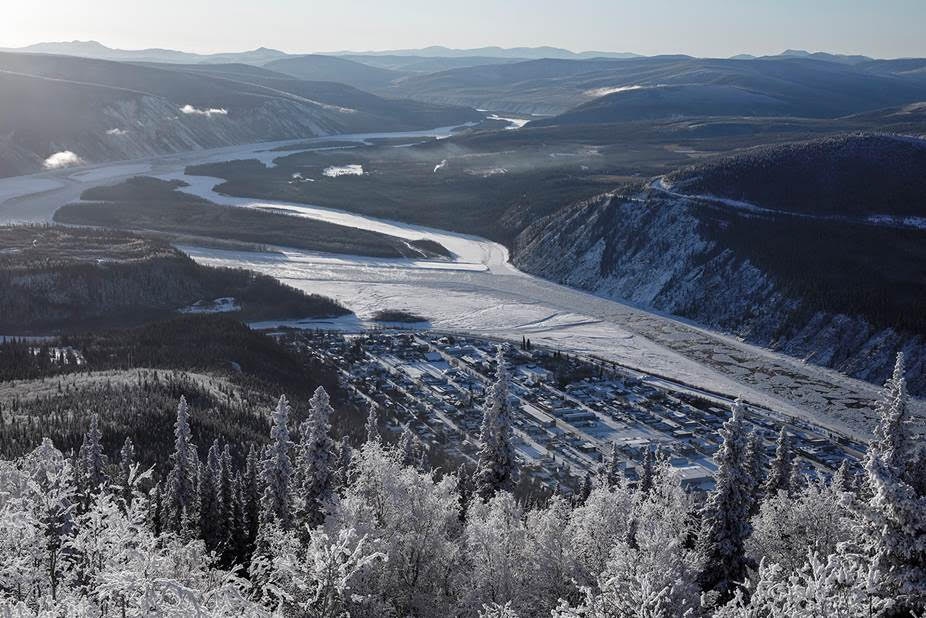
[0,354,923,616]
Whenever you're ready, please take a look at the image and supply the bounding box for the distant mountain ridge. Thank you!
[0,51,479,177]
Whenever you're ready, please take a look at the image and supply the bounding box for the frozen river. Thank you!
[0,125,908,439]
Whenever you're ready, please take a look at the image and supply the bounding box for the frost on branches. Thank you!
[0,352,923,617]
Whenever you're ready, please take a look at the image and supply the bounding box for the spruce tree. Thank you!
[696,398,752,599]
[763,426,793,497]
[83,414,107,492]
[117,436,135,510]
[745,431,766,516]
[296,386,337,529]
[639,447,655,494]
[243,444,261,553]
[165,397,198,533]
[365,403,380,444]
[474,347,515,501]
[200,439,224,550]
[862,353,925,609]
[259,395,294,530]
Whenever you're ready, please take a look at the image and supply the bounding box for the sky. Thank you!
[3,0,925,59]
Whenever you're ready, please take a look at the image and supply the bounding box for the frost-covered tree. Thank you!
[397,424,416,466]
[365,403,380,444]
[566,480,635,587]
[575,472,593,506]
[296,386,337,529]
[744,431,766,516]
[556,461,699,618]
[82,413,108,492]
[474,347,515,501]
[461,491,528,610]
[748,479,854,572]
[697,398,752,599]
[164,396,198,534]
[117,436,135,510]
[243,443,261,555]
[600,441,621,488]
[638,447,655,494]
[250,525,384,616]
[861,352,926,610]
[332,441,461,616]
[260,395,294,531]
[200,439,225,550]
[715,552,888,618]
[763,425,793,497]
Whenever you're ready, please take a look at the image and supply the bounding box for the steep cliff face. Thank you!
[514,191,926,394]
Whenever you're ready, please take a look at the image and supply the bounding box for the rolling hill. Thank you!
[263,54,408,91]
[0,52,479,177]
[390,56,926,116]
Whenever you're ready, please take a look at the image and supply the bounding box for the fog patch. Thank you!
[43,151,84,170]
[180,104,228,118]
[323,164,364,178]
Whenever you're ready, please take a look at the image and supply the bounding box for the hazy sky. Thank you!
[3,0,925,58]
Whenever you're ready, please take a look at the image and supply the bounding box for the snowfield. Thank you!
[1,125,919,439]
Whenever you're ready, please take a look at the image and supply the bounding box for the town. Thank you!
[271,328,867,495]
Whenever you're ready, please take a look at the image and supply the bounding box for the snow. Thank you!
[69,164,152,183]
[0,177,62,204]
[584,85,647,97]
[323,164,364,177]
[652,176,926,231]
[485,114,529,129]
[0,125,911,441]
[178,297,241,314]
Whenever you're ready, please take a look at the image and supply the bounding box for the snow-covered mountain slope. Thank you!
[514,186,926,395]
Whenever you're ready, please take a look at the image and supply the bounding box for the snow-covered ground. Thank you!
[0,177,63,205]
[1,123,914,439]
[178,297,241,314]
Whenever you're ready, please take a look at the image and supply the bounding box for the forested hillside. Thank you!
[0,226,347,332]
[515,134,926,393]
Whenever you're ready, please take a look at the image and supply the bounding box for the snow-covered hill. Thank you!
[514,188,926,395]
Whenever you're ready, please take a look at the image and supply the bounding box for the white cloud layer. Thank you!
[43,150,84,170]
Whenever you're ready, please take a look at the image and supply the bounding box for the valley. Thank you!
[2,124,920,439]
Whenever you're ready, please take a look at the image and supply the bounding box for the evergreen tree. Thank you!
[165,396,198,533]
[763,426,793,497]
[200,439,225,550]
[260,395,294,530]
[639,448,655,494]
[457,463,473,523]
[148,479,163,536]
[296,386,337,529]
[862,353,926,610]
[365,403,380,444]
[243,444,261,553]
[220,444,235,539]
[832,459,852,492]
[600,442,621,488]
[745,431,766,516]
[696,398,752,599]
[474,347,515,501]
[576,472,593,506]
[83,413,107,492]
[397,425,416,466]
[117,436,135,510]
